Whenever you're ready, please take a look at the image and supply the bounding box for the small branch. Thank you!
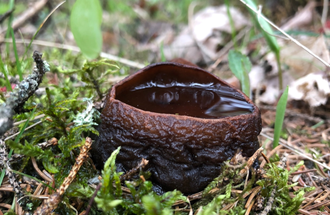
[260,131,330,171]
[120,158,149,181]
[0,138,33,213]
[0,8,15,24]
[84,183,101,215]
[4,39,145,69]
[0,0,49,35]
[239,147,263,177]
[58,137,93,195]
[31,157,53,183]
[0,51,49,136]
[5,120,43,141]
[34,137,93,214]
[86,69,103,99]
[258,186,276,215]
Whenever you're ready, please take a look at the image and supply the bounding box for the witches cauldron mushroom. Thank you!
[92,62,261,194]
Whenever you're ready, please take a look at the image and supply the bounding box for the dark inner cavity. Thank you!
[116,68,254,119]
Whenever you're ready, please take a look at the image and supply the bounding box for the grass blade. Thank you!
[10,27,22,81]
[273,86,289,148]
[243,0,279,55]
[241,0,283,90]
[0,57,12,92]
[22,1,66,62]
[225,0,237,49]
[160,41,166,62]
[5,0,15,57]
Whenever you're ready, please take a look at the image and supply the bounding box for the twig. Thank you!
[13,114,45,126]
[259,105,328,124]
[5,120,43,141]
[240,0,330,68]
[84,183,101,215]
[260,132,330,171]
[302,191,326,209]
[260,145,282,168]
[0,186,17,192]
[239,147,263,177]
[31,157,52,183]
[0,8,15,24]
[34,137,93,214]
[304,200,330,211]
[245,186,261,209]
[291,169,317,175]
[258,186,276,215]
[59,137,92,194]
[208,26,251,72]
[244,199,255,215]
[120,158,149,181]
[0,51,49,136]
[0,203,11,209]
[0,0,49,35]
[0,138,33,213]
[4,39,145,69]
[32,183,44,196]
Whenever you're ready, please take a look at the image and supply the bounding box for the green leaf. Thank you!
[160,190,186,208]
[58,124,98,157]
[160,41,166,62]
[244,0,280,54]
[0,59,12,92]
[244,0,283,90]
[228,50,251,96]
[108,199,123,208]
[142,195,162,215]
[42,158,59,174]
[6,140,45,158]
[95,147,124,212]
[273,86,289,148]
[70,0,102,59]
[66,182,95,198]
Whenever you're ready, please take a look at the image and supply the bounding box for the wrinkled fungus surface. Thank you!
[93,62,262,194]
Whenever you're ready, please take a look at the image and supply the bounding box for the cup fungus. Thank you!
[93,62,262,194]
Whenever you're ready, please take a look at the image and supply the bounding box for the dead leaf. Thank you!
[289,72,330,107]
[164,5,250,63]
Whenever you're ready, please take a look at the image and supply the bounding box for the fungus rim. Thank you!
[109,62,260,122]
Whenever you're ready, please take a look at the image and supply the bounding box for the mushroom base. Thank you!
[92,100,261,194]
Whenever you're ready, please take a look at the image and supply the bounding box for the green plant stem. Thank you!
[273,86,289,148]
[241,60,251,97]
[160,41,166,62]
[5,0,15,57]
[0,57,12,92]
[87,69,103,99]
[225,0,237,49]
[12,169,54,190]
[11,27,23,81]
[275,52,283,91]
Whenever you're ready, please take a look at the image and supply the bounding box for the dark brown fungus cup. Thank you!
[92,62,262,194]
